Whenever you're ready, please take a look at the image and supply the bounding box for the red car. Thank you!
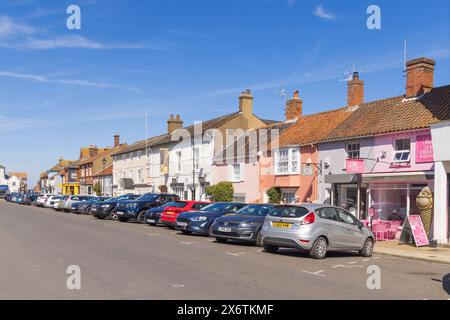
[160,200,211,228]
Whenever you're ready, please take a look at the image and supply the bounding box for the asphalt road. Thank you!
[0,200,449,300]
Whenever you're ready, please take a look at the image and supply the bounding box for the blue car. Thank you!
[144,202,178,226]
[175,202,247,235]
[115,193,180,223]
[91,194,140,220]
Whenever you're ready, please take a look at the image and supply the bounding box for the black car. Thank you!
[115,193,180,223]
[175,202,247,235]
[210,204,275,246]
[91,194,140,220]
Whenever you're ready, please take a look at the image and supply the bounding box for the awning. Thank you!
[362,171,434,182]
[325,174,362,184]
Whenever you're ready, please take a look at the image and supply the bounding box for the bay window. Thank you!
[275,148,300,175]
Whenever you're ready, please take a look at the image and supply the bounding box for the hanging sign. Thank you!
[346,159,365,174]
[399,215,429,247]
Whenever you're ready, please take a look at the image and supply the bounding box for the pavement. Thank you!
[374,241,450,265]
[0,200,449,300]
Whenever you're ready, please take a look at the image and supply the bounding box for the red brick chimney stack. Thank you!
[347,72,364,106]
[405,57,435,98]
[285,90,303,122]
[114,134,120,147]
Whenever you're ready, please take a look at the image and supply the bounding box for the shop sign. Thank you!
[346,159,365,174]
[399,215,429,247]
[416,134,434,163]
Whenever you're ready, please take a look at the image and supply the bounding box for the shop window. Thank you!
[393,139,411,163]
[346,143,360,159]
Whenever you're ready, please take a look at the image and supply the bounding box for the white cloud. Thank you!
[314,5,336,20]
[0,15,36,38]
[0,115,54,133]
[0,71,140,92]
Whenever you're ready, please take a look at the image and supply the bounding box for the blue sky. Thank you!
[0,0,449,187]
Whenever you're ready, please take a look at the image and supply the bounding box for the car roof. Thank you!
[274,203,341,210]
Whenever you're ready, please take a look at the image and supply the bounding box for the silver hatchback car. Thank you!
[261,204,374,259]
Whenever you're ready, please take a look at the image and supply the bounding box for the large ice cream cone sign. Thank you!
[416,186,433,238]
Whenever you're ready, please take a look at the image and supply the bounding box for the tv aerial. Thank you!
[339,63,365,82]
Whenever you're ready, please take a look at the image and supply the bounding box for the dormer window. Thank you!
[393,139,411,163]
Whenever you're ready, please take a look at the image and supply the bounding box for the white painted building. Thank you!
[431,120,450,244]
[0,165,22,193]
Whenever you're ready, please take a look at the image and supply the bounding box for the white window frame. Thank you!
[393,139,411,163]
[275,148,300,175]
[346,143,360,159]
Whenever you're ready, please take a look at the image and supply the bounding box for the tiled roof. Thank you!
[10,172,27,180]
[111,112,242,156]
[49,159,74,172]
[93,165,113,177]
[323,85,450,142]
[280,107,353,147]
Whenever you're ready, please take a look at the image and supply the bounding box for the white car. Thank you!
[36,194,52,207]
[44,195,66,208]
[64,195,98,212]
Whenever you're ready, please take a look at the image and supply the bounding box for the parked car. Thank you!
[44,195,66,208]
[15,194,26,204]
[64,195,98,213]
[91,194,140,220]
[23,193,39,205]
[54,196,69,211]
[160,200,211,228]
[0,185,9,199]
[210,204,275,246]
[70,197,110,214]
[261,204,375,259]
[115,193,180,223]
[175,202,247,235]
[144,202,179,226]
[36,194,52,207]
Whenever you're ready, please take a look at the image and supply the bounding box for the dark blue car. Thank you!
[115,193,180,223]
[175,202,247,235]
[144,202,178,226]
[91,194,140,220]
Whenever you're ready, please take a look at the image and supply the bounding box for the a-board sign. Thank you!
[399,215,429,247]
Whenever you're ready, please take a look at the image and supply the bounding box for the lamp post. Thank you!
[101,157,107,196]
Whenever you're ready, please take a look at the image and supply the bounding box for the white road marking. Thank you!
[172,284,186,288]
[302,270,326,277]
[332,264,361,269]
[373,256,381,260]
[255,249,263,253]
[148,233,159,237]
[181,241,196,245]
[226,252,245,257]
[348,261,359,264]
[362,258,371,262]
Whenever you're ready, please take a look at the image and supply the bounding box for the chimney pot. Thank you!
[405,57,435,98]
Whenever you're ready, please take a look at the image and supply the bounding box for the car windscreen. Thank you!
[236,205,274,216]
[268,206,310,218]
[200,203,234,212]
[137,194,158,201]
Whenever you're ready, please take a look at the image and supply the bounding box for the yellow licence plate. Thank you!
[272,222,292,229]
[166,211,174,215]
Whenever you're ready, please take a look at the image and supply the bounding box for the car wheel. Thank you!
[256,231,263,247]
[215,237,227,244]
[181,230,192,235]
[360,238,374,257]
[309,237,328,259]
[263,244,279,254]
[137,211,146,224]
[109,210,118,221]
[118,217,128,223]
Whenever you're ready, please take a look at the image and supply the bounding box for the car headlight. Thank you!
[101,204,111,208]
[240,222,257,228]
[191,216,208,222]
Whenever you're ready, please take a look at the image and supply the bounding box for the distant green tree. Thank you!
[267,187,282,204]
[93,182,102,196]
[206,182,234,202]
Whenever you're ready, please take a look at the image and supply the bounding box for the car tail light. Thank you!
[301,212,315,225]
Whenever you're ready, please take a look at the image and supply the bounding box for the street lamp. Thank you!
[101,157,107,196]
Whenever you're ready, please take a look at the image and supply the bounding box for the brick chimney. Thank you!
[347,72,364,106]
[114,134,120,147]
[285,90,303,122]
[239,89,253,118]
[405,57,435,98]
[167,114,184,134]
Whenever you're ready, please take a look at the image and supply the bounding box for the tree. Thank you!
[267,187,282,204]
[93,182,102,196]
[206,182,234,202]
